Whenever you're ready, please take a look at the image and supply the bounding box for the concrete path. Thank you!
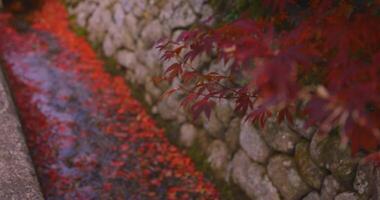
[0,66,44,199]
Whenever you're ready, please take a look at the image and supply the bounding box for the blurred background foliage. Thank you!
[209,0,265,22]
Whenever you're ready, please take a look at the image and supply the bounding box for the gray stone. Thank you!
[321,175,344,200]
[310,133,356,188]
[103,33,117,57]
[240,121,272,163]
[73,1,97,28]
[98,0,116,8]
[179,123,197,147]
[188,0,206,13]
[262,120,300,154]
[203,111,224,139]
[147,5,160,19]
[124,13,139,39]
[120,0,134,12]
[334,192,359,200]
[196,51,213,68]
[73,1,96,19]
[295,140,326,189]
[214,99,233,124]
[116,50,137,68]
[354,161,372,198]
[141,20,163,48]
[375,168,380,200]
[171,29,184,42]
[303,192,321,200]
[199,4,214,22]
[76,12,89,28]
[159,1,181,22]
[354,161,380,199]
[196,129,211,152]
[207,140,230,179]
[110,23,132,49]
[176,111,187,124]
[267,154,311,200]
[231,150,280,200]
[288,119,317,139]
[65,0,80,6]
[209,60,232,75]
[224,117,241,153]
[156,94,182,121]
[136,48,161,70]
[87,8,112,42]
[106,22,135,50]
[131,1,145,18]
[113,3,125,27]
[169,2,197,28]
[144,93,153,106]
[131,64,149,85]
[144,77,162,99]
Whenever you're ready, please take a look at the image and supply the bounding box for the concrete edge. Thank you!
[0,64,44,199]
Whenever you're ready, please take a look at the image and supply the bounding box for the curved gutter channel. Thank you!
[0,1,220,199]
[0,63,44,199]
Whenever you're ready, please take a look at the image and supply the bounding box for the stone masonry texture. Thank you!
[65,0,380,199]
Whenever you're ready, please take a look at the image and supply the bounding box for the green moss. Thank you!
[67,13,124,77]
[67,17,100,52]
[66,8,250,198]
[187,140,250,200]
[68,15,88,37]
[209,0,265,22]
[126,78,250,200]
[103,57,125,77]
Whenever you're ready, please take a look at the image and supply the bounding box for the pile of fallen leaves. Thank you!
[0,0,219,199]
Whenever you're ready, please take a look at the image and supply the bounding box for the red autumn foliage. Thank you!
[0,0,219,199]
[159,1,380,163]
[2,0,42,13]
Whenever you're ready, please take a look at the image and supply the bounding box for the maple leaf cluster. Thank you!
[158,0,380,161]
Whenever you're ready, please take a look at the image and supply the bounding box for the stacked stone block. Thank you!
[65,0,380,199]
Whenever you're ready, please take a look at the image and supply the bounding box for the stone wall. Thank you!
[65,0,379,199]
